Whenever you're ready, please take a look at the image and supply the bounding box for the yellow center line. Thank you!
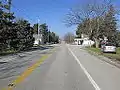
[2,47,56,90]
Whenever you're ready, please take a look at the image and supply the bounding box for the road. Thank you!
[1,43,120,90]
[0,45,54,89]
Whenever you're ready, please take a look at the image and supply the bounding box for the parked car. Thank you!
[101,42,116,54]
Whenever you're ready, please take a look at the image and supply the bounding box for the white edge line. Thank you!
[67,46,101,90]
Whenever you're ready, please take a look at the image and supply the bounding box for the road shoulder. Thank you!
[68,44,120,90]
[85,48,120,69]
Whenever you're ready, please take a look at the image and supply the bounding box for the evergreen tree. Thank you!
[104,5,117,44]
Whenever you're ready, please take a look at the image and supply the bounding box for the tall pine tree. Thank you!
[104,5,117,44]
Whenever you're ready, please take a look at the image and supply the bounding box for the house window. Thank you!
[75,40,77,42]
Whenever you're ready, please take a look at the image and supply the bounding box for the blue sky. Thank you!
[11,0,120,37]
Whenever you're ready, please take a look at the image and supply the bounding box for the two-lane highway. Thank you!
[13,44,95,90]
[1,43,120,90]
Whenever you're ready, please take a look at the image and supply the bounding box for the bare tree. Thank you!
[65,0,115,48]
[64,4,93,27]
[89,0,118,47]
[64,32,75,44]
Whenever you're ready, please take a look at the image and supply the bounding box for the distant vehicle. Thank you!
[101,42,116,54]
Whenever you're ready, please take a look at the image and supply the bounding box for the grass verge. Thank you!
[86,47,120,61]
[0,50,16,56]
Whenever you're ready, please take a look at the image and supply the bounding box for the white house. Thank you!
[74,38,84,45]
[74,34,95,47]
[33,34,43,45]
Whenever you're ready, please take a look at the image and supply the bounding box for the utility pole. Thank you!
[38,19,40,44]
[48,30,50,43]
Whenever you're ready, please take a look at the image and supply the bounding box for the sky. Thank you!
[11,0,120,37]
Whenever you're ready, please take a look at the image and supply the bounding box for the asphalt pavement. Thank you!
[0,46,54,89]
[1,43,120,90]
[13,44,94,90]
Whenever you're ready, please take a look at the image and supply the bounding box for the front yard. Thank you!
[87,47,120,61]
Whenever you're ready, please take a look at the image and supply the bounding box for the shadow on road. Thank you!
[0,62,7,64]
[0,45,54,80]
[0,45,54,57]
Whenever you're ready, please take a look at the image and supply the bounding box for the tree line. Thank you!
[65,0,120,47]
[33,23,59,44]
[0,0,59,54]
[0,0,34,52]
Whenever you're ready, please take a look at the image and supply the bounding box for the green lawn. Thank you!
[87,47,120,61]
[87,48,101,54]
